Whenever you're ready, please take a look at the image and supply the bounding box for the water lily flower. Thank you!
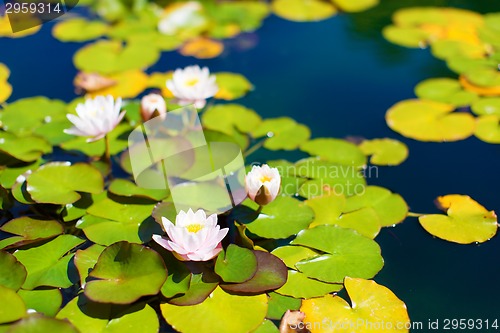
[158,1,206,36]
[140,93,167,121]
[166,65,218,109]
[246,164,281,206]
[153,209,228,261]
[64,95,125,142]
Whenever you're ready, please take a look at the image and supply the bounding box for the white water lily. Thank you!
[64,95,125,142]
[246,164,281,206]
[141,93,167,121]
[158,1,207,36]
[153,209,228,261]
[166,65,218,109]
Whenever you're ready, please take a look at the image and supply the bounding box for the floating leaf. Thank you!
[161,286,268,333]
[0,216,63,248]
[238,196,314,239]
[7,315,79,333]
[0,15,40,38]
[382,25,429,48]
[252,118,310,150]
[459,75,500,97]
[108,179,169,201]
[17,289,62,317]
[271,245,320,269]
[419,195,498,244]
[300,139,366,167]
[214,72,253,100]
[386,99,475,142]
[202,104,262,137]
[0,285,25,324]
[215,244,258,283]
[414,78,478,107]
[252,319,280,333]
[301,277,410,333]
[471,97,500,116]
[73,245,106,287]
[359,138,408,166]
[266,292,301,320]
[160,251,192,299]
[475,115,500,143]
[74,40,160,75]
[0,63,12,103]
[168,271,219,306]
[84,242,167,304]
[57,295,159,333]
[276,270,342,299]
[180,37,224,59]
[464,68,500,88]
[0,132,51,162]
[0,251,26,290]
[332,0,378,12]
[26,162,104,205]
[85,70,149,99]
[431,40,485,61]
[14,235,84,290]
[291,225,383,283]
[220,250,287,293]
[271,0,336,22]
[53,18,108,42]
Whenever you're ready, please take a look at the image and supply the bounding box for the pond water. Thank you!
[1,0,499,331]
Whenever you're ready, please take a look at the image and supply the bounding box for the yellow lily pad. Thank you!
[271,0,336,22]
[382,25,430,48]
[0,63,12,103]
[331,0,379,13]
[359,138,408,166]
[180,37,224,59]
[85,70,148,99]
[419,195,498,244]
[0,15,40,38]
[386,99,475,142]
[215,72,253,100]
[301,277,410,333]
[53,18,108,42]
[475,115,500,143]
[460,75,500,96]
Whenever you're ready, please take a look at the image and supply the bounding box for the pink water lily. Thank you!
[246,164,281,206]
[153,209,228,261]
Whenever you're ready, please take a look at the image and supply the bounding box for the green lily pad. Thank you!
[215,244,258,283]
[276,270,343,298]
[26,162,104,205]
[252,118,310,150]
[84,242,167,304]
[161,286,268,333]
[0,251,26,290]
[17,289,62,317]
[291,225,383,283]
[202,104,262,137]
[14,235,84,290]
[62,193,99,222]
[206,1,269,36]
[108,179,169,201]
[74,245,106,287]
[57,295,159,333]
[382,25,429,48]
[464,68,500,88]
[344,186,408,227]
[0,132,51,162]
[0,161,40,189]
[471,98,500,116]
[168,271,219,306]
[475,115,500,143]
[214,72,253,100]
[252,319,280,333]
[332,0,378,12]
[431,40,485,61]
[414,78,478,107]
[447,57,497,75]
[386,99,475,142]
[74,40,160,75]
[301,277,410,333]
[300,138,366,167]
[53,18,108,42]
[220,250,287,293]
[359,138,408,166]
[7,315,79,333]
[0,216,63,249]
[419,195,498,244]
[266,292,301,320]
[0,285,25,324]
[238,196,314,239]
[271,0,336,22]
[159,251,192,299]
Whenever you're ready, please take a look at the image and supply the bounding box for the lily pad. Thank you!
[0,132,52,162]
[0,216,63,248]
[414,78,478,107]
[271,0,336,22]
[85,70,149,99]
[161,286,268,333]
[160,251,192,299]
[300,139,366,167]
[382,25,429,48]
[74,245,106,287]
[0,285,26,324]
[301,277,410,333]
[418,195,498,244]
[215,244,258,283]
[108,179,169,201]
[74,40,160,75]
[266,292,301,320]
[0,63,12,103]
[252,118,311,150]
[180,38,224,59]
[332,0,379,12]
[17,289,62,317]
[359,138,408,166]
[291,225,384,283]
[386,99,475,142]
[53,18,108,42]
[84,242,167,304]
[238,196,314,239]
[475,115,500,143]
[276,270,342,299]
[0,251,26,290]
[167,271,219,306]
[26,162,104,205]
[214,72,254,100]
[14,235,84,290]
[471,98,500,116]
[202,104,262,136]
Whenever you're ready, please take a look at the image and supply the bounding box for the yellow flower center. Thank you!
[186,224,204,233]
[260,175,273,183]
[185,78,199,86]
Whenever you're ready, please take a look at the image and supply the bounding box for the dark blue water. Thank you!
[1,1,500,331]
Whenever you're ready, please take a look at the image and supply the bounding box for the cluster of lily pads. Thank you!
[1,2,499,333]
[384,7,500,143]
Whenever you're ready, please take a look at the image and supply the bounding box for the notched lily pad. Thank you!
[215,244,258,283]
[214,72,254,100]
[252,118,310,150]
[0,251,27,290]
[0,216,63,249]
[359,138,408,166]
